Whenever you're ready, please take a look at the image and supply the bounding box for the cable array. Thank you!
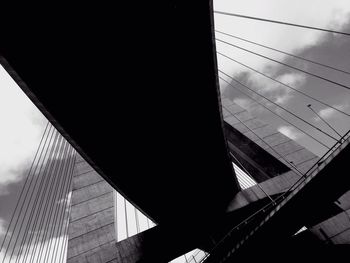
[215,30,350,76]
[214,10,350,36]
[219,71,333,148]
[214,13,350,158]
[0,123,76,263]
[217,38,350,92]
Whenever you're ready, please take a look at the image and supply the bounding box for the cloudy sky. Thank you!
[215,0,350,157]
[0,1,350,262]
[0,64,55,262]
[0,64,46,231]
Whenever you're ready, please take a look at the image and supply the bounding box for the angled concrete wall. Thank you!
[67,154,118,263]
[221,96,318,178]
[308,190,350,245]
[221,95,319,213]
[64,96,322,262]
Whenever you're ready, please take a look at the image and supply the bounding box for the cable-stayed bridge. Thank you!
[1,1,350,262]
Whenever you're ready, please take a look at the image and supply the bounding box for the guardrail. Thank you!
[199,129,350,262]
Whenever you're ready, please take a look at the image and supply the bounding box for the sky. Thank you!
[0,1,350,262]
[0,64,47,243]
[215,0,350,156]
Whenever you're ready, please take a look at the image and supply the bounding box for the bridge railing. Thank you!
[199,129,350,262]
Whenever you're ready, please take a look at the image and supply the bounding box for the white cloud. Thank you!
[214,0,350,80]
[0,65,45,188]
[318,108,338,119]
[216,0,350,157]
[242,72,305,105]
[278,126,302,140]
[275,73,306,104]
[276,73,306,88]
[320,103,348,118]
[312,103,349,121]
[233,97,252,109]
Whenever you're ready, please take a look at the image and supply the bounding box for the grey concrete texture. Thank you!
[222,107,231,118]
[221,97,321,220]
[71,180,113,204]
[225,115,240,127]
[262,132,291,147]
[223,96,318,175]
[68,207,114,239]
[114,237,144,262]
[272,139,304,156]
[67,155,117,263]
[310,210,350,244]
[74,161,95,177]
[72,170,103,191]
[67,241,118,263]
[65,96,322,262]
[86,242,120,263]
[70,191,113,222]
[67,223,115,259]
[283,148,317,166]
[227,170,301,212]
[308,190,350,245]
[243,131,264,144]
[222,97,318,173]
[338,190,350,211]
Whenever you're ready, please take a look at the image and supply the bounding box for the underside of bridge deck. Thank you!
[0,1,240,228]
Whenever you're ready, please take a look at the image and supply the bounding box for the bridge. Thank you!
[1,1,350,262]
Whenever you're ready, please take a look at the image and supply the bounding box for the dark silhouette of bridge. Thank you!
[1,1,350,262]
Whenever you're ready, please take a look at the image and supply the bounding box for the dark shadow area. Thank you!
[0,1,239,231]
[224,121,291,182]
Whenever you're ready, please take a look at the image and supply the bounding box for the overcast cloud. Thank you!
[0,65,46,190]
[216,0,350,156]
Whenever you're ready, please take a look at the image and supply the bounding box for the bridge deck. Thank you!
[0,1,239,227]
[203,133,350,262]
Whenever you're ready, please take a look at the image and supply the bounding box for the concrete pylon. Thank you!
[65,96,321,263]
[221,95,318,181]
[66,154,119,263]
